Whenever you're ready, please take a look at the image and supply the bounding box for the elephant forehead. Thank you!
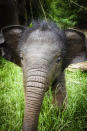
[19,28,66,53]
[22,40,62,56]
[28,29,58,41]
[21,30,64,53]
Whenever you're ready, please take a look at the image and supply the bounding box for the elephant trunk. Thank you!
[22,61,48,131]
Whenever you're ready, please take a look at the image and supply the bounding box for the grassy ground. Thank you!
[0,58,87,131]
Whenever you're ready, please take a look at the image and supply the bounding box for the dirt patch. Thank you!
[68,62,87,71]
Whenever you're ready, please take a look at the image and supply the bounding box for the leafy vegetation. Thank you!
[0,58,87,130]
[40,0,77,28]
[26,0,87,29]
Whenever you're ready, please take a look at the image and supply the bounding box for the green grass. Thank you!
[0,58,87,131]
[0,58,24,131]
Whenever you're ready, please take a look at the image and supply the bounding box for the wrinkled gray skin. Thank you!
[0,21,87,131]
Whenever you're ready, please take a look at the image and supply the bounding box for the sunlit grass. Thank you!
[0,58,24,131]
[0,58,87,131]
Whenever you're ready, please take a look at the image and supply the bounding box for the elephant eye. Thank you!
[20,54,23,60]
[21,56,23,60]
[56,56,62,63]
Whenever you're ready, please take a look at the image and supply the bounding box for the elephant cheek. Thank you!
[22,67,48,131]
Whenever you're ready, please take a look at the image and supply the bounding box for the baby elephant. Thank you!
[0,21,87,131]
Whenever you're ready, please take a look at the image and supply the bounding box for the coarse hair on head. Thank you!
[20,20,66,43]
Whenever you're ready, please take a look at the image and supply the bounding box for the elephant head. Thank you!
[0,21,87,131]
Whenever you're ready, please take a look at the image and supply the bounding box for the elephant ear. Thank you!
[0,32,5,44]
[64,29,87,68]
[2,25,25,49]
[0,25,25,65]
[0,32,5,57]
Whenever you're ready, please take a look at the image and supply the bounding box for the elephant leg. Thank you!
[52,73,67,107]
